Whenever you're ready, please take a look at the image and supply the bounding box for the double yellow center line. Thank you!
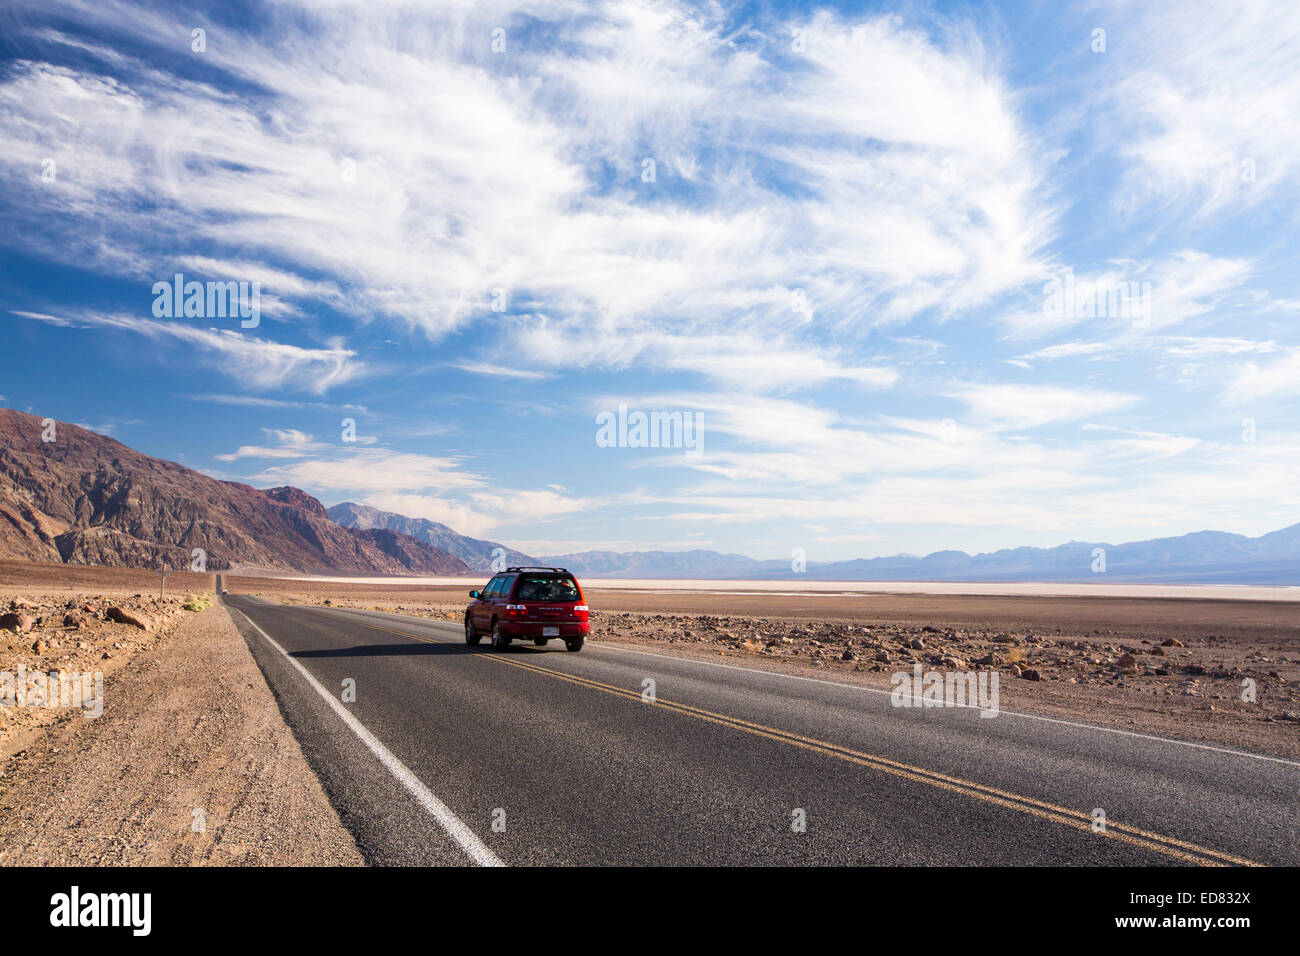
[338,612,1261,867]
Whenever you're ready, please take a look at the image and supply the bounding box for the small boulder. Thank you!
[106,606,151,630]
[0,612,34,633]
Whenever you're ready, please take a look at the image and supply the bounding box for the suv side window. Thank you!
[497,575,516,600]
[483,576,502,598]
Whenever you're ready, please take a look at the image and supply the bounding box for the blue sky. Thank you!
[2,0,1299,562]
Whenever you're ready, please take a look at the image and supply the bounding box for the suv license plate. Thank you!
[542,626,560,637]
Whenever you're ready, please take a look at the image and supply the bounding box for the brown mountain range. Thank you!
[0,408,469,575]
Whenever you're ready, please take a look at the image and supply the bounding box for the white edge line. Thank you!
[286,602,1300,770]
[233,607,505,867]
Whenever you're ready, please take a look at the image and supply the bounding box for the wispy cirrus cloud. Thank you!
[1222,349,1300,403]
[12,310,362,393]
[0,0,1057,382]
[946,383,1139,431]
[1098,0,1300,220]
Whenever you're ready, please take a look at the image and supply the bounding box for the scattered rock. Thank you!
[0,612,34,633]
[106,606,151,630]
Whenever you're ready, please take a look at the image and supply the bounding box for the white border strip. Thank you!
[234,608,505,867]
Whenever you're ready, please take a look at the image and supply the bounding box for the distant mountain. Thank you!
[540,548,765,578]
[329,490,1300,583]
[786,525,1300,584]
[538,529,1300,584]
[327,502,539,573]
[0,408,470,575]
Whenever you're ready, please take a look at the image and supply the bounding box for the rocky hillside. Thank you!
[327,501,538,572]
[0,409,470,575]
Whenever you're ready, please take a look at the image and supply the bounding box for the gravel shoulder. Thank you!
[0,602,363,866]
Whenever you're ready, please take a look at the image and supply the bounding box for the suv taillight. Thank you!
[506,604,526,616]
[573,604,589,621]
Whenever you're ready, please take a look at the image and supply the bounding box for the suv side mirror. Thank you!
[469,590,480,599]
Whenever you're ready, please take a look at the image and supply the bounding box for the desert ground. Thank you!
[226,572,1300,758]
[0,561,362,865]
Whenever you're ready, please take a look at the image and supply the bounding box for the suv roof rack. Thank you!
[506,566,569,574]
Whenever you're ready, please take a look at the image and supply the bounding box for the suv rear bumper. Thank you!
[498,620,590,639]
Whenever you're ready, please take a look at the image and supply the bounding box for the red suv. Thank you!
[465,567,590,652]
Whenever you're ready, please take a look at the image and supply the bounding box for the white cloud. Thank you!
[214,428,354,461]
[250,450,486,496]
[1003,252,1252,338]
[946,383,1139,431]
[1100,0,1300,219]
[186,393,369,413]
[1160,337,1278,359]
[245,450,599,538]
[1222,349,1300,403]
[452,361,553,381]
[11,310,362,393]
[1015,341,1113,362]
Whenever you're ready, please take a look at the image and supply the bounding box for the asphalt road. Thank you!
[220,591,1300,866]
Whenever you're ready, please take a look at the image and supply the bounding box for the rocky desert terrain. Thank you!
[0,564,362,865]
[0,582,205,745]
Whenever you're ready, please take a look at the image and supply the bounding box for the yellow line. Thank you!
[326,612,1262,867]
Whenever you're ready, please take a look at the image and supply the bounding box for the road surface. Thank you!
[220,591,1299,866]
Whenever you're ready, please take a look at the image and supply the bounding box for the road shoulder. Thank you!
[0,604,364,866]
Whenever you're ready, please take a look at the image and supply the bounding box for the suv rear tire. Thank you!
[465,616,480,646]
[564,639,584,652]
[491,621,511,650]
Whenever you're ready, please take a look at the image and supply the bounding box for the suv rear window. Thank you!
[515,575,580,602]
